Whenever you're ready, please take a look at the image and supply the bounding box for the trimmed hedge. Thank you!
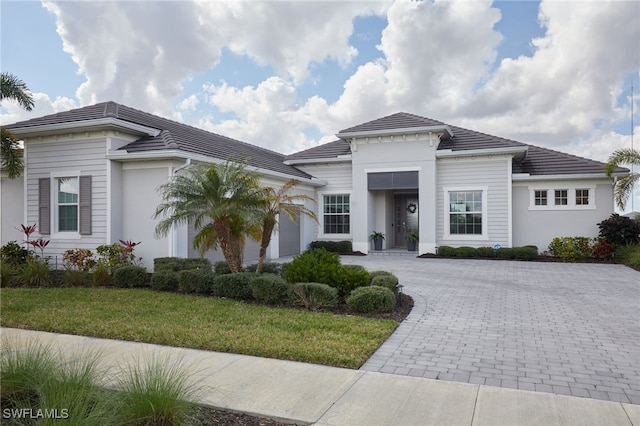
[213,272,254,300]
[308,240,353,254]
[437,245,538,260]
[178,269,215,294]
[112,266,148,288]
[347,286,396,313]
[214,261,234,275]
[250,274,292,305]
[292,282,338,310]
[151,271,179,292]
[368,270,393,284]
[244,262,282,275]
[154,257,212,273]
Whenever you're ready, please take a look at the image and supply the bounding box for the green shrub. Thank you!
[280,262,290,278]
[91,263,112,287]
[151,271,180,292]
[177,269,214,294]
[293,282,338,310]
[63,269,90,287]
[598,214,640,245]
[20,259,51,287]
[250,274,293,305]
[615,244,640,271]
[213,272,254,300]
[63,248,96,271]
[1,241,31,266]
[154,257,184,273]
[1,262,20,287]
[624,249,640,271]
[112,266,148,288]
[214,261,235,275]
[334,266,370,300]
[548,237,592,260]
[244,262,282,275]
[475,246,496,258]
[496,247,516,259]
[371,274,399,295]
[513,246,538,260]
[182,258,212,271]
[455,246,477,257]
[347,286,396,313]
[437,246,456,257]
[284,248,341,285]
[368,270,393,284]
[308,240,353,254]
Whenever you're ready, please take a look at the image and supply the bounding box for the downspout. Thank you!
[170,158,191,257]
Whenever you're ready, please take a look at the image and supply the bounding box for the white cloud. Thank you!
[1,93,77,126]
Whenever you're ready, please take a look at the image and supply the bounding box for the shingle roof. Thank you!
[338,112,446,133]
[285,139,351,161]
[6,101,311,179]
[288,112,626,176]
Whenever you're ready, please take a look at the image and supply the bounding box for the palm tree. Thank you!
[1,72,34,179]
[254,180,317,274]
[605,148,640,210]
[153,161,264,273]
[1,73,35,111]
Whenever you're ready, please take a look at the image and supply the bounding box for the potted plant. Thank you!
[406,230,418,252]
[370,231,385,251]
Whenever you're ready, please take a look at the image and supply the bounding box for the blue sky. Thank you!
[1,1,639,209]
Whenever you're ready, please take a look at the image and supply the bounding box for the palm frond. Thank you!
[0,72,35,111]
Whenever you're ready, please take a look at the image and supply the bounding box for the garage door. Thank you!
[278,212,301,257]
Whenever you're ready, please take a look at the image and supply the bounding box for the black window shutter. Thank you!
[38,178,50,235]
[79,175,92,235]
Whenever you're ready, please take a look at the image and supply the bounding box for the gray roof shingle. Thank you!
[288,112,626,176]
[7,101,311,179]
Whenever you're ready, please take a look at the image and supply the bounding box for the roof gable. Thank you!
[7,101,311,179]
[338,112,446,133]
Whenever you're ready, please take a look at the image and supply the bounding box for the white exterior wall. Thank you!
[350,133,440,253]
[437,156,511,248]
[24,134,108,265]
[512,180,614,251]
[296,162,352,243]
[120,162,177,270]
[0,175,25,244]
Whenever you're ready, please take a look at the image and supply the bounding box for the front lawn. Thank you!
[0,288,397,369]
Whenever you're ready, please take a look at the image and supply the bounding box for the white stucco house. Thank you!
[0,102,628,269]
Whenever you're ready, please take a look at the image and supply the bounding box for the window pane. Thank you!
[58,177,79,203]
[323,194,350,234]
[449,191,482,235]
[59,205,78,231]
[576,189,589,205]
[554,190,568,205]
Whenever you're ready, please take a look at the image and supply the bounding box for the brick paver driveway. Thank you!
[340,256,640,404]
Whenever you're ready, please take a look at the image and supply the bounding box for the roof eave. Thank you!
[336,125,453,140]
[106,149,325,187]
[437,146,528,160]
[283,155,352,165]
[512,172,617,181]
[7,118,161,138]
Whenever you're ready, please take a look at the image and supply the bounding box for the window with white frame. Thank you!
[323,194,350,234]
[56,177,79,232]
[448,190,483,235]
[534,190,548,206]
[527,184,595,210]
[554,189,568,206]
[575,188,589,205]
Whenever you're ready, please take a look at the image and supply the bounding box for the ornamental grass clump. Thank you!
[293,282,337,310]
[117,355,198,426]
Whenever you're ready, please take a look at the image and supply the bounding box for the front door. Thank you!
[394,194,418,247]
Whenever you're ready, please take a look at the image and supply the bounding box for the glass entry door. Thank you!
[394,194,418,247]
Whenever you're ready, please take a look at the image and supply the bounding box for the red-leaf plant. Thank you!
[29,238,50,258]
[19,223,37,247]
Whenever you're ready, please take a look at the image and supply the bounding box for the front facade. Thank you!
[1,103,626,269]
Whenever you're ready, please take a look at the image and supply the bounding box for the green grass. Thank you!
[0,288,398,369]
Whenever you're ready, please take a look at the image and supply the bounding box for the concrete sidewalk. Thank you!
[2,328,638,425]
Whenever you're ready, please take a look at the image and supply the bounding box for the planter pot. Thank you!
[407,240,417,252]
[373,238,383,251]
